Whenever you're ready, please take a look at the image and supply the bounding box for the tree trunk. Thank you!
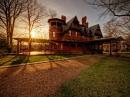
[6,25,11,53]
[6,28,13,53]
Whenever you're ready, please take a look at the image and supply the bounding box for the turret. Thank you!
[48,18,64,40]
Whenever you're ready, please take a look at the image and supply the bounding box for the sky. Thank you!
[41,0,111,26]
[15,0,111,38]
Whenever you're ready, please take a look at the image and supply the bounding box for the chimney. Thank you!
[82,16,88,28]
[61,15,66,23]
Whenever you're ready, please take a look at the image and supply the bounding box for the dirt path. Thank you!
[0,55,101,97]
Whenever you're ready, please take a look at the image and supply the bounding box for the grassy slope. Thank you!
[57,56,130,97]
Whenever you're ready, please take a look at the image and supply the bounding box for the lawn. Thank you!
[0,54,76,66]
[56,56,130,97]
[0,55,102,97]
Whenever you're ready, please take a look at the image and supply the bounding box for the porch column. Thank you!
[93,43,96,54]
[101,43,103,54]
[116,42,118,52]
[109,41,112,55]
[17,40,20,55]
[19,41,22,53]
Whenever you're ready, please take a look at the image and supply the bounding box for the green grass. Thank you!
[0,54,76,66]
[56,56,130,97]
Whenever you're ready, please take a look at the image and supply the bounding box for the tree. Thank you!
[23,0,46,53]
[84,0,130,17]
[103,17,130,37]
[103,19,122,37]
[0,32,7,49]
[115,17,130,33]
[0,0,26,52]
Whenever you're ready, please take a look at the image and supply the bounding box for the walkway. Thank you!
[0,55,101,97]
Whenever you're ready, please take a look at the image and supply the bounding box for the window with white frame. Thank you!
[69,30,71,36]
[60,44,63,49]
[76,32,78,37]
[52,32,55,37]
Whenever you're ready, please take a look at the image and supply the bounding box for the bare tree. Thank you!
[104,17,130,37]
[103,19,122,37]
[0,0,26,52]
[23,0,46,53]
[84,0,130,17]
[115,17,130,33]
[126,34,130,43]
[0,32,7,49]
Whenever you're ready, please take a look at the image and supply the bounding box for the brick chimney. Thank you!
[61,15,66,23]
[82,16,88,28]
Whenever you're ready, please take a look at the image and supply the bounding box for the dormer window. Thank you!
[69,30,71,36]
[52,32,55,37]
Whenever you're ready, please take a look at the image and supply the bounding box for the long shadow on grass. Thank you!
[0,55,30,79]
[0,55,17,66]
[10,55,29,65]
[46,55,54,70]
[46,55,68,70]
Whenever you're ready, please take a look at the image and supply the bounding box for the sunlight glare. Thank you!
[31,31,37,38]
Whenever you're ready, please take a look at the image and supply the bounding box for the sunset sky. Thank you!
[42,0,111,26]
[16,0,111,39]
[39,0,111,37]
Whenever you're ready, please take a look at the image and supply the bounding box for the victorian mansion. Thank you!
[46,16,103,54]
[14,16,124,55]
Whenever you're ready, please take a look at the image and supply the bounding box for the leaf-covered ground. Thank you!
[0,55,101,97]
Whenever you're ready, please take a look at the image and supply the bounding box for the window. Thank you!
[57,22,62,27]
[76,32,78,37]
[61,44,63,49]
[69,30,71,36]
[82,36,85,39]
[51,22,56,26]
[52,32,55,37]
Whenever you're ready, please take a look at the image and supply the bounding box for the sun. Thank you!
[31,31,37,38]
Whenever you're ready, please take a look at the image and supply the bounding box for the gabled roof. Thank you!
[62,16,103,37]
[63,16,79,32]
[67,16,78,27]
[88,24,103,37]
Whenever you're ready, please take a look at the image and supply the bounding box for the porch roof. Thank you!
[14,38,49,43]
[91,37,124,43]
[14,36,123,44]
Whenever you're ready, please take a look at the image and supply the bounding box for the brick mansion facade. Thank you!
[14,16,124,55]
[47,16,103,54]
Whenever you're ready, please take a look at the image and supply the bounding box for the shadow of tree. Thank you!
[0,55,17,66]
[0,54,7,59]
[45,55,69,70]
[0,55,30,79]
[54,61,66,69]
[11,55,30,65]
